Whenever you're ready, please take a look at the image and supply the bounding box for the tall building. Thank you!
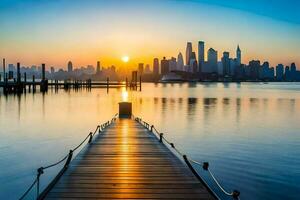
[161,57,169,75]
[276,64,284,81]
[207,48,218,73]
[169,57,177,72]
[190,52,197,73]
[96,61,101,73]
[50,67,55,74]
[236,45,241,66]
[68,61,73,72]
[222,52,230,76]
[285,66,291,81]
[249,60,260,80]
[262,61,270,79]
[177,53,184,71]
[138,63,144,75]
[145,64,151,73]
[198,41,205,72]
[153,58,159,75]
[185,42,192,66]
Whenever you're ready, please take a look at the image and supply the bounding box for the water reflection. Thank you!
[0,83,300,200]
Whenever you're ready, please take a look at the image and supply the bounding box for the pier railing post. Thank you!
[159,133,163,143]
[88,132,93,143]
[36,167,44,199]
[64,150,73,168]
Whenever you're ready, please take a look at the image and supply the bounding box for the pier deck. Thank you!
[44,118,215,199]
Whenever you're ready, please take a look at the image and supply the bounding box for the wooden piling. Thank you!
[140,75,142,91]
[106,77,109,93]
[32,75,36,92]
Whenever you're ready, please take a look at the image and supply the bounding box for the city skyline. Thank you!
[0,0,299,69]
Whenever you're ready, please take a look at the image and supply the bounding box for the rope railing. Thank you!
[135,116,240,200]
[19,114,118,200]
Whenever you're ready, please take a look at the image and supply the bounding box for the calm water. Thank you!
[1,83,300,200]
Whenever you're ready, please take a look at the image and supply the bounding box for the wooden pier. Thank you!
[40,118,215,199]
[0,61,142,94]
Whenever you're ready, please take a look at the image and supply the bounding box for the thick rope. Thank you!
[207,168,233,196]
[19,114,117,200]
[136,117,240,199]
[43,154,69,170]
[19,177,37,200]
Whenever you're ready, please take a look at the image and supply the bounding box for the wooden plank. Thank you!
[44,118,215,200]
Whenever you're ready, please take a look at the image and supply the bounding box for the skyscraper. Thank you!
[276,64,284,81]
[291,63,297,81]
[68,61,73,72]
[50,67,55,74]
[153,58,159,75]
[198,41,205,72]
[138,63,144,75]
[161,57,169,75]
[177,53,184,71]
[96,61,101,73]
[222,52,230,76]
[145,64,151,73]
[169,57,177,71]
[190,52,197,73]
[185,42,192,66]
[236,45,241,66]
[207,48,218,73]
[249,60,261,80]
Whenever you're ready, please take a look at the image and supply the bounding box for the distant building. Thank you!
[291,63,297,81]
[198,41,205,73]
[96,61,101,73]
[190,52,197,73]
[236,45,241,66]
[68,61,73,72]
[230,58,237,76]
[285,66,291,81]
[249,60,260,80]
[50,67,55,74]
[207,48,218,73]
[8,64,15,72]
[145,64,151,74]
[161,57,169,75]
[86,65,95,74]
[222,52,230,76]
[169,57,177,72]
[261,61,270,79]
[177,53,184,71]
[185,42,192,66]
[276,64,284,81]
[153,58,159,75]
[138,63,144,75]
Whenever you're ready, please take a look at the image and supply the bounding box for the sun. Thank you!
[122,56,129,63]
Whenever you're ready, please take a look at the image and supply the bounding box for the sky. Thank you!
[0,0,299,69]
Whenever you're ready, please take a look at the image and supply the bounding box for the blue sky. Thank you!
[0,0,299,68]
